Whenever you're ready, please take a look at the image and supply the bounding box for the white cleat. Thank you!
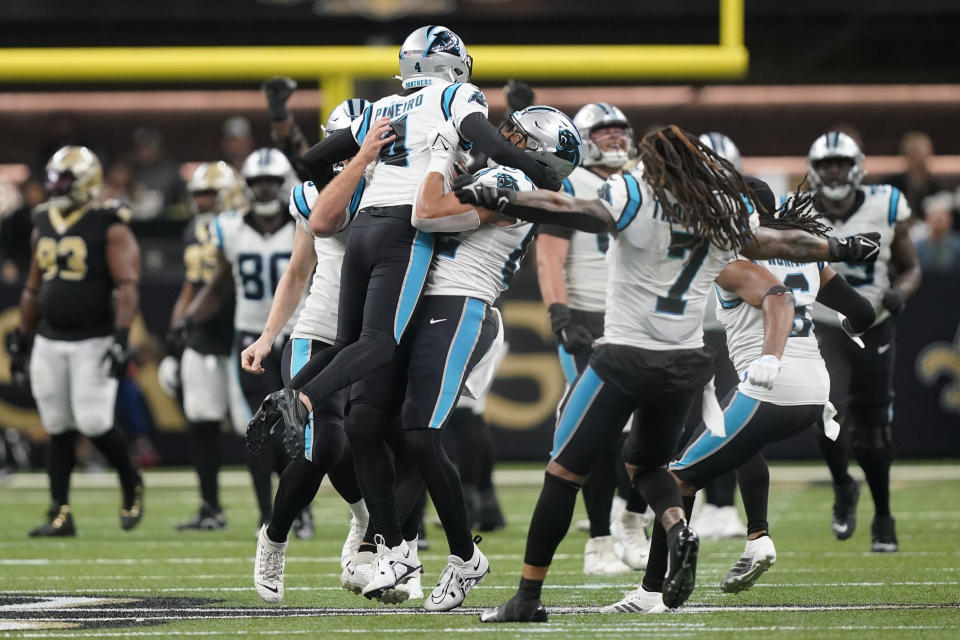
[362,536,422,600]
[600,587,669,613]
[254,525,286,604]
[340,514,368,569]
[584,535,631,575]
[721,535,776,593]
[424,539,490,611]
[340,550,374,595]
[378,538,421,605]
[611,509,651,570]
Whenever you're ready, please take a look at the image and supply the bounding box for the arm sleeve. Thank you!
[458,112,559,191]
[301,128,361,187]
[538,223,574,240]
[816,271,876,332]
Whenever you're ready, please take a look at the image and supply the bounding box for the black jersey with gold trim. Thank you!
[32,200,129,341]
[182,214,234,356]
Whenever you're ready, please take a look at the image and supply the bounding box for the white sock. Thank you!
[348,499,368,523]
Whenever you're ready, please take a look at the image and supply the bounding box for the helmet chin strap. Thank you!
[252,200,282,217]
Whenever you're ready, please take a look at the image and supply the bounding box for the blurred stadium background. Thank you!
[0,0,959,470]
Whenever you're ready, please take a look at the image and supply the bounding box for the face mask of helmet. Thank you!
[46,169,78,211]
[247,177,284,217]
[814,158,857,201]
[589,126,632,168]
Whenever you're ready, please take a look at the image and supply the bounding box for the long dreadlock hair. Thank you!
[760,178,833,238]
[638,125,758,252]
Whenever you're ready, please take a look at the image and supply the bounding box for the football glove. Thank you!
[504,80,535,113]
[103,329,131,379]
[827,232,881,262]
[881,288,906,314]
[166,318,192,357]
[548,303,594,355]
[157,355,181,397]
[262,76,297,122]
[6,328,31,389]
[454,174,516,213]
[745,354,780,390]
[839,316,866,349]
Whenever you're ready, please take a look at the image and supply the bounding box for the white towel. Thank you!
[702,377,726,437]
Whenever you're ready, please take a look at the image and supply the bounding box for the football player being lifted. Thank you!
[536,102,651,576]
[161,161,242,531]
[806,132,921,552]
[11,146,144,537]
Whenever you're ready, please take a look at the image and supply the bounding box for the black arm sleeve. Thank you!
[301,129,361,187]
[459,113,561,191]
[816,272,876,332]
[501,201,609,233]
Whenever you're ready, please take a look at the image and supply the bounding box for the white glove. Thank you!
[157,355,180,397]
[745,354,780,390]
[426,120,461,179]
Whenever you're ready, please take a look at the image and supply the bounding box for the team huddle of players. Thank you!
[11,24,918,620]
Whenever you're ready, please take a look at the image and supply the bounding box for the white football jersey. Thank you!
[552,168,612,312]
[211,211,301,335]
[808,184,910,327]
[350,82,488,210]
[286,179,365,343]
[718,258,829,405]
[598,168,757,351]
[424,166,536,305]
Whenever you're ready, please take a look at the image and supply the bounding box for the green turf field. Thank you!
[1,463,959,638]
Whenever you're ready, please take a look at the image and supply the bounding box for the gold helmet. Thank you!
[45,146,103,212]
[187,161,245,214]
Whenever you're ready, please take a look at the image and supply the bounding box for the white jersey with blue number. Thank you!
[558,167,611,312]
[718,259,829,405]
[808,184,911,328]
[350,82,488,210]
[597,168,758,351]
[211,211,301,335]
[286,179,364,343]
[424,166,536,305]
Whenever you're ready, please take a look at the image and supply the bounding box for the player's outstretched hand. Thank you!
[828,232,881,262]
[262,76,297,121]
[102,331,131,379]
[454,174,515,212]
[241,336,272,375]
[356,118,396,165]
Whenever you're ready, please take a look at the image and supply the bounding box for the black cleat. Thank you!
[479,593,548,623]
[662,522,699,609]
[121,475,144,531]
[831,479,860,540]
[247,391,285,453]
[176,502,227,531]
[30,504,76,537]
[871,515,899,552]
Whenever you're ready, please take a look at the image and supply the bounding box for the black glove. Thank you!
[882,288,907,314]
[103,328,131,379]
[6,328,31,389]
[262,76,297,122]
[454,174,516,213]
[504,80,535,113]
[166,318,192,357]
[548,303,595,355]
[828,232,881,262]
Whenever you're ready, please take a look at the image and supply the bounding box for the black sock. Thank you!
[347,403,403,548]
[632,467,682,521]
[267,457,324,543]
[853,443,893,518]
[189,420,221,509]
[704,470,736,507]
[518,576,543,600]
[736,453,770,534]
[523,471,580,567]
[407,429,473,560]
[582,447,616,538]
[817,426,853,485]
[246,447,275,524]
[88,426,139,506]
[642,518,668,592]
[48,432,77,507]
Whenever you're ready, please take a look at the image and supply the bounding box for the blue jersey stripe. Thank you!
[716,285,743,309]
[347,177,365,223]
[671,392,760,470]
[888,187,901,226]
[355,105,374,144]
[290,339,315,460]
[441,83,463,120]
[551,366,603,458]
[394,231,435,343]
[213,216,225,248]
[616,173,643,231]
[292,184,310,219]
[428,298,487,429]
[557,345,578,386]
[561,178,574,195]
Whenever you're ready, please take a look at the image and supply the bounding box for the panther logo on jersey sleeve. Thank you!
[496,174,520,191]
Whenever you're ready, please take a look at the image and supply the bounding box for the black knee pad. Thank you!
[851,423,892,450]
